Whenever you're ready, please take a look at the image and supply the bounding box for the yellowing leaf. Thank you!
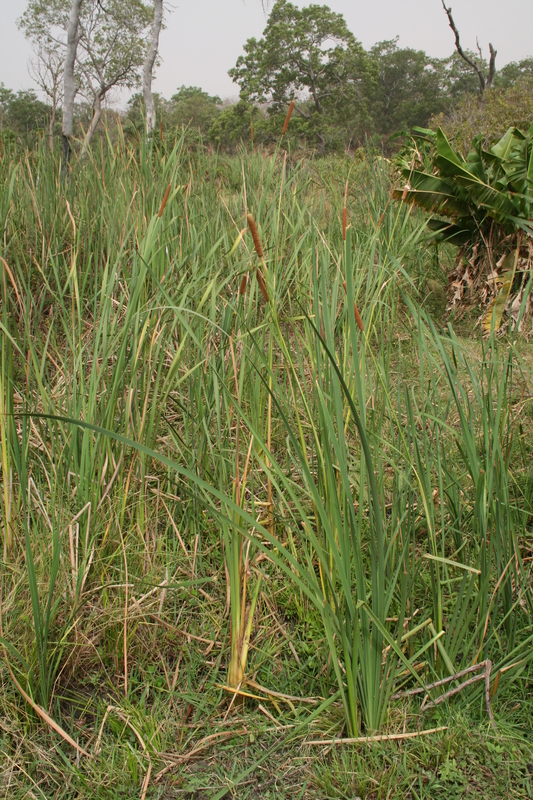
[482,249,519,332]
[228,228,247,257]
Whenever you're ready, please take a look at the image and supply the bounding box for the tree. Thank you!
[126,90,165,133]
[431,78,533,154]
[368,39,448,136]
[168,86,221,136]
[0,85,14,132]
[229,0,373,151]
[495,58,533,89]
[143,0,164,135]
[28,43,64,150]
[208,100,263,151]
[19,0,152,157]
[442,50,487,101]
[63,0,83,162]
[77,1,152,156]
[440,0,496,95]
[0,83,50,143]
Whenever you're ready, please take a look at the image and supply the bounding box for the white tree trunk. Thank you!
[62,0,83,161]
[143,0,163,135]
[80,92,102,158]
[48,101,56,152]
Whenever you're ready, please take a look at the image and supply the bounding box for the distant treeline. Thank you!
[2,42,532,154]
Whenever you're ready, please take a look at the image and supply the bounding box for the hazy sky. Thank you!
[1,0,532,105]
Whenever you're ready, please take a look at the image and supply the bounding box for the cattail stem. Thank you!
[342,178,349,240]
[376,195,392,230]
[282,100,295,135]
[158,184,171,217]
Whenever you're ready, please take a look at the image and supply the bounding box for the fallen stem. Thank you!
[306,725,448,746]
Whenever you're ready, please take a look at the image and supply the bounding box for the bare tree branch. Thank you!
[440,0,492,95]
[487,43,497,88]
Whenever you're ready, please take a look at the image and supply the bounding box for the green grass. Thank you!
[0,126,532,798]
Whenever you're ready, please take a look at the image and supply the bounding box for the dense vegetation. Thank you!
[2,1,533,797]
[1,112,533,796]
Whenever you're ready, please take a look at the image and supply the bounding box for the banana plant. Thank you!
[394,125,533,329]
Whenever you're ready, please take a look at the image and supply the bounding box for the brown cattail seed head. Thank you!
[353,302,364,331]
[158,184,171,217]
[256,269,269,302]
[342,281,364,331]
[247,213,263,258]
[282,100,295,135]
[239,273,248,295]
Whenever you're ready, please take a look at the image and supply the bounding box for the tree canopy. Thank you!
[229,0,373,150]
[9,0,533,156]
[19,0,153,152]
[0,83,50,143]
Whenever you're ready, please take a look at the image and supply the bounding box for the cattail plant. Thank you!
[246,213,269,302]
[223,337,263,689]
[158,183,171,217]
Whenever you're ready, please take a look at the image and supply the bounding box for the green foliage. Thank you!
[495,57,533,89]
[396,125,533,241]
[395,124,533,326]
[432,78,533,155]
[229,0,373,150]
[369,39,448,136]
[126,86,222,140]
[168,86,221,136]
[0,83,50,144]
[126,90,166,132]
[2,117,533,792]
[209,99,257,149]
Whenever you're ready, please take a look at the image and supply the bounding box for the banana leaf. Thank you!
[426,218,473,246]
[394,123,533,253]
[453,175,519,220]
[393,171,471,217]
[491,127,526,161]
